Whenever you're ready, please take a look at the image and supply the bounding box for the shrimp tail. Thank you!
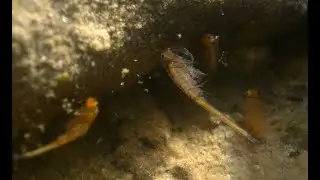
[13,142,59,160]
[196,99,259,143]
[13,132,78,160]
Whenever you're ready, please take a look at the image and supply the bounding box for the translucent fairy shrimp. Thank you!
[161,48,257,143]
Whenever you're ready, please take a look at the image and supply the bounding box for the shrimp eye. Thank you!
[160,53,165,61]
[160,53,167,67]
[160,53,165,59]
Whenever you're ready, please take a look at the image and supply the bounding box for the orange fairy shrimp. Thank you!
[14,97,99,160]
[161,48,258,143]
[244,89,269,141]
[201,34,220,73]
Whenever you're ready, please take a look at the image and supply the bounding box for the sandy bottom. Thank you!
[13,73,308,180]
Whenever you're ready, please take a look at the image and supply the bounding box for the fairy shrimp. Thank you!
[244,89,269,141]
[14,97,99,160]
[161,48,257,143]
[201,34,220,73]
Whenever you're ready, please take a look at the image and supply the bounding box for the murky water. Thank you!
[13,0,307,179]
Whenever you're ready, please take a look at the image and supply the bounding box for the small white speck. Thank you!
[148,76,152,79]
[31,84,40,90]
[120,82,125,86]
[96,137,103,144]
[210,116,221,125]
[49,80,58,87]
[39,56,47,62]
[111,90,114,93]
[220,61,228,66]
[220,9,225,16]
[37,124,45,133]
[110,3,119,9]
[66,103,72,108]
[136,74,140,77]
[121,68,130,78]
[133,59,138,62]
[91,61,96,67]
[177,33,182,39]
[254,164,264,175]
[36,109,42,113]
[144,88,149,93]
[65,109,73,114]
[135,23,143,29]
[108,26,116,32]
[61,16,68,23]
[218,51,228,67]
[45,90,56,99]
[53,60,64,69]
[138,80,144,84]
[70,64,80,75]
[24,133,31,139]
[62,99,74,114]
